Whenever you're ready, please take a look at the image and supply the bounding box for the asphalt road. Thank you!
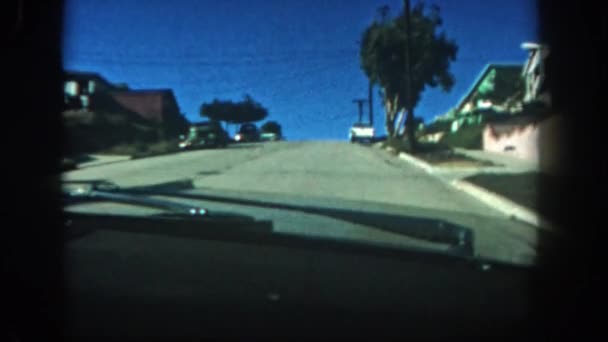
[62,141,550,265]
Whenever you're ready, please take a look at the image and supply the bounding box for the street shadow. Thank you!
[63,179,274,241]
[125,179,196,193]
[225,143,262,149]
[67,210,274,243]
[119,183,474,256]
[62,179,568,263]
[62,178,472,255]
[71,154,96,163]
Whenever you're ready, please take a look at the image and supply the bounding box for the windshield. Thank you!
[61,0,559,267]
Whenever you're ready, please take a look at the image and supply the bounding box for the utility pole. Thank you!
[368,81,373,126]
[403,0,416,148]
[368,6,389,129]
[353,98,367,123]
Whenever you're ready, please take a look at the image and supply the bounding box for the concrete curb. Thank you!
[398,152,435,174]
[392,148,556,231]
[452,179,556,231]
[398,150,506,174]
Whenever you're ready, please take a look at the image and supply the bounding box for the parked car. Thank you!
[349,122,375,143]
[234,123,260,142]
[260,132,281,141]
[179,121,229,150]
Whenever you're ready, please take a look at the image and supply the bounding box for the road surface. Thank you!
[63,141,551,265]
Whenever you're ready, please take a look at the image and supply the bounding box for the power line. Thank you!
[66,47,358,58]
[64,49,359,66]
[172,60,354,96]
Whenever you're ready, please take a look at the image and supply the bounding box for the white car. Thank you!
[349,123,375,143]
[260,132,281,141]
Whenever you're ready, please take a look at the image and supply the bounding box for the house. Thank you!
[63,70,189,136]
[426,63,524,135]
[521,42,551,106]
[482,112,562,174]
[480,43,560,173]
[63,71,116,110]
[453,63,524,117]
[419,42,558,168]
[108,89,187,136]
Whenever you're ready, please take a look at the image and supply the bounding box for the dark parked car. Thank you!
[179,121,229,150]
[234,123,260,142]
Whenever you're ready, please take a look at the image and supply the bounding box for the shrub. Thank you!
[440,124,483,149]
[383,137,412,153]
[424,120,452,134]
[134,140,147,153]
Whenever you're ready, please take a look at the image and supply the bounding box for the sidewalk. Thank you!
[392,147,557,231]
[424,148,540,183]
[453,148,539,172]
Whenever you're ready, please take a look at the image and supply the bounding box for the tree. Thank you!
[260,121,282,136]
[398,115,424,135]
[200,94,268,124]
[360,2,458,150]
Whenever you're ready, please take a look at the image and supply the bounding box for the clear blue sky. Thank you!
[62,0,538,140]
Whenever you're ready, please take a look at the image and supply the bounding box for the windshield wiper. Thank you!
[62,180,475,258]
[99,181,474,257]
[62,181,209,217]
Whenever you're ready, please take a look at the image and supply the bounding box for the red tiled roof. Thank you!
[108,90,177,124]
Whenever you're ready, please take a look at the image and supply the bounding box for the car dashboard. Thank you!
[62,211,540,339]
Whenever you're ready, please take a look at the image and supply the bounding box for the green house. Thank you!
[454,63,524,117]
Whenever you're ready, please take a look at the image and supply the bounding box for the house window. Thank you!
[478,69,497,95]
[477,99,493,109]
[64,81,79,96]
[80,95,90,109]
[88,80,96,94]
[462,102,473,114]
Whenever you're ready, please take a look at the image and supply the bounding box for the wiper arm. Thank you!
[62,181,208,217]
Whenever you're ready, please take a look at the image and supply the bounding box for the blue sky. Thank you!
[62,0,538,140]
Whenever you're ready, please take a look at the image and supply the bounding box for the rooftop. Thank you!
[454,63,523,112]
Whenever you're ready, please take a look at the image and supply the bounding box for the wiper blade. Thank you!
[62,181,208,217]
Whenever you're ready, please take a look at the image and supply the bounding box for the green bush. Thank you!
[416,141,451,153]
[424,120,452,134]
[440,124,483,149]
[383,137,412,153]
